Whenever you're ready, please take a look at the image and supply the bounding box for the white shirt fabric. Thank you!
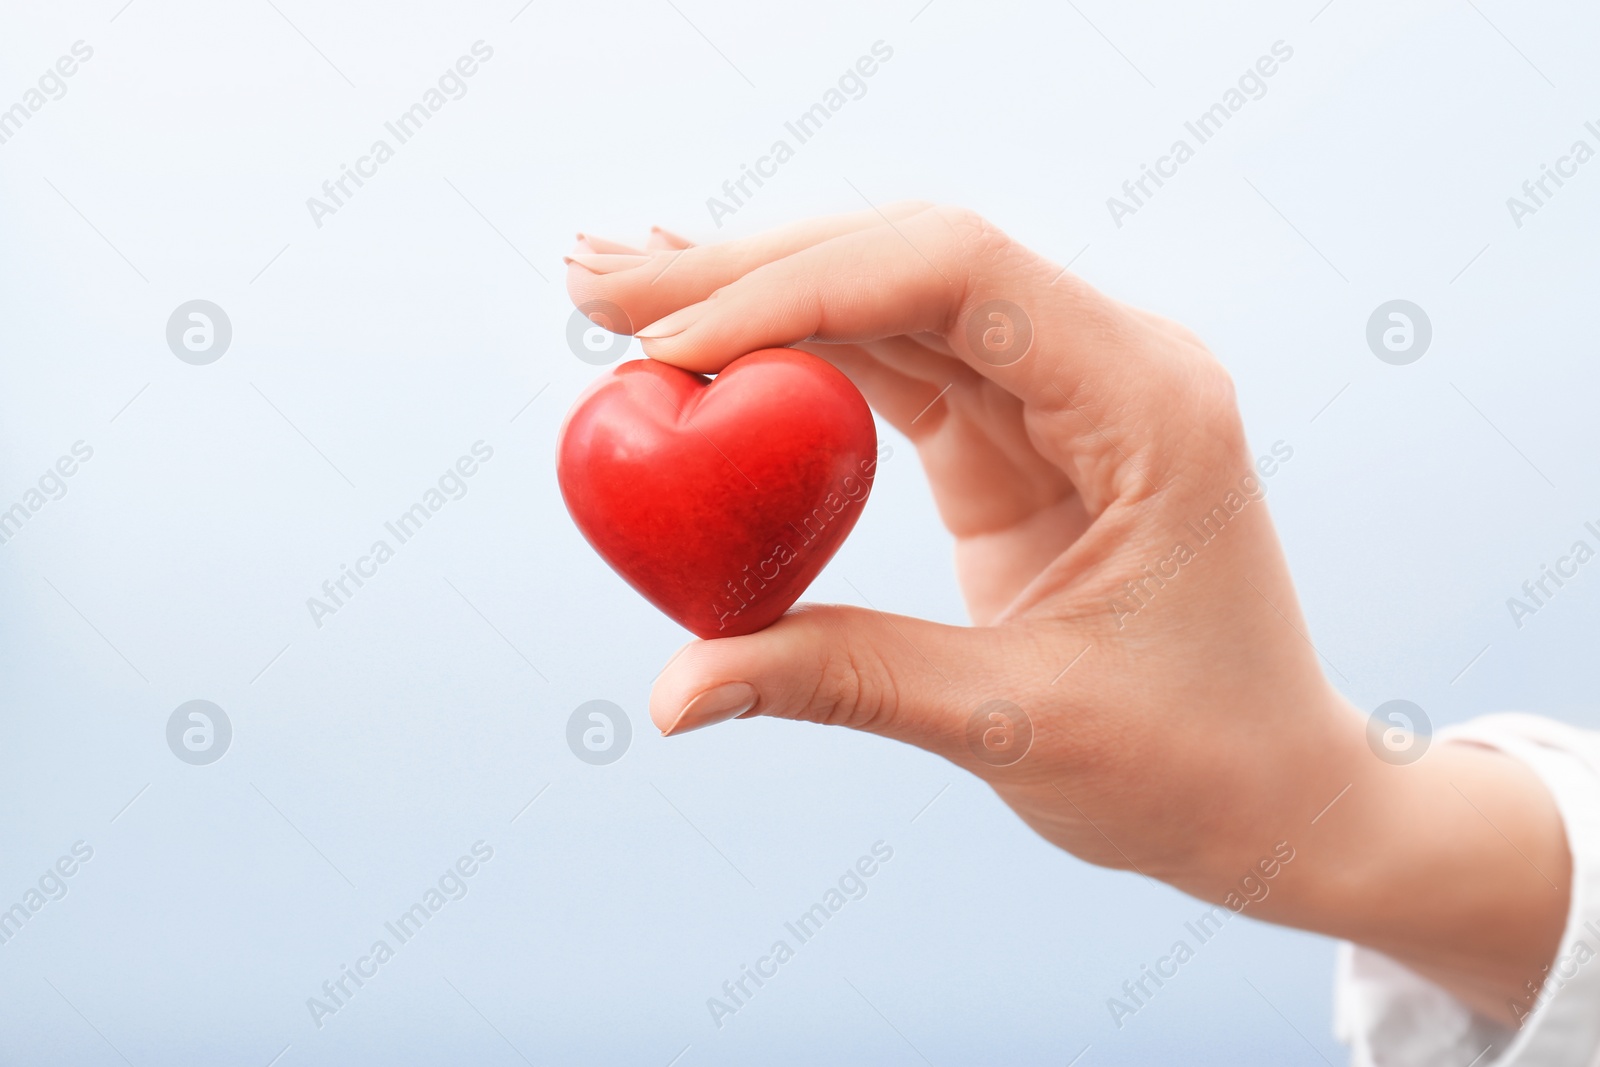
[1335,713,1600,1067]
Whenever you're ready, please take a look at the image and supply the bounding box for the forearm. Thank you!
[1245,698,1570,1026]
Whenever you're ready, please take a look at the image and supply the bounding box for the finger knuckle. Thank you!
[812,619,901,733]
[1194,358,1240,427]
[1182,358,1246,457]
[936,205,1010,257]
[919,206,1019,331]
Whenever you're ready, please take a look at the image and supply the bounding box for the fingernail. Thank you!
[636,303,704,339]
[563,253,650,274]
[666,682,758,736]
[583,233,649,254]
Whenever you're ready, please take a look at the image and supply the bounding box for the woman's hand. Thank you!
[565,205,1569,1025]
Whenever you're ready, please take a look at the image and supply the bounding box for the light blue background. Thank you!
[2,0,1597,1063]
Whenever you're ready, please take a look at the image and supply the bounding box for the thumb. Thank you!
[649,603,1026,765]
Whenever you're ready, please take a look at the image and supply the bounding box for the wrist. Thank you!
[1264,702,1571,1024]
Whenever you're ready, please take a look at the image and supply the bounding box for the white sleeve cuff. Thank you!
[1334,713,1600,1067]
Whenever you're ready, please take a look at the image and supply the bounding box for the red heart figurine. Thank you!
[557,348,879,639]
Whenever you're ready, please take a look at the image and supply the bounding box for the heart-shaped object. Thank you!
[558,348,878,639]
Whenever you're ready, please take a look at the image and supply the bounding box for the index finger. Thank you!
[564,202,931,335]
[630,206,1233,499]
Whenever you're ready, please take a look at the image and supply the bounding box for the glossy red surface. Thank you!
[557,348,879,639]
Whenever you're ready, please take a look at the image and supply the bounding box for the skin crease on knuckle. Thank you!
[1137,355,1246,492]
[690,258,806,346]
[588,204,1562,1025]
[939,208,1021,328]
[721,607,876,730]
[818,624,898,734]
